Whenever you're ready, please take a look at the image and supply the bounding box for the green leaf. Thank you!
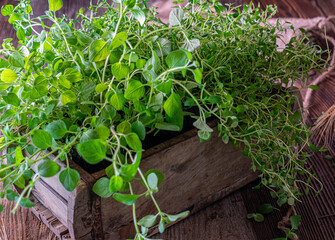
[167,210,189,222]
[147,172,158,189]
[222,134,229,144]
[182,39,201,52]
[89,39,109,62]
[109,93,125,110]
[9,52,24,68]
[144,169,164,186]
[124,0,136,8]
[156,122,180,131]
[77,139,106,164]
[48,0,63,11]
[290,215,301,230]
[59,168,80,191]
[169,8,184,26]
[138,215,157,228]
[136,59,147,69]
[166,50,188,69]
[131,121,146,140]
[101,105,117,120]
[15,146,24,166]
[117,121,131,134]
[95,83,107,93]
[132,9,145,26]
[257,203,274,214]
[19,197,36,208]
[59,75,71,89]
[64,68,82,82]
[193,118,213,132]
[109,175,123,192]
[308,85,320,90]
[17,27,25,40]
[31,129,52,150]
[112,63,129,80]
[0,109,16,124]
[3,93,20,107]
[158,220,165,233]
[198,130,211,141]
[157,80,172,95]
[1,5,14,16]
[164,92,183,130]
[93,177,113,198]
[124,80,145,100]
[126,133,142,151]
[95,125,110,140]
[120,164,139,182]
[110,32,128,50]
[61,90,77,105]
[45,120,67,140]
[37,159,60,177]
[6,190,19,201]
[192,68,202,84]
[113,193,139,205]
[30,76,48,99]
[253,213,264,222]
[1,69,17,83]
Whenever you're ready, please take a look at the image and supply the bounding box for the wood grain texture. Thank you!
[152,191,258,240]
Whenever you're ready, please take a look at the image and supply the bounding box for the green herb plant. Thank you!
[0,0,326,239]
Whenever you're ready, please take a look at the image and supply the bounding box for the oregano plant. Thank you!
[0,0,327,238]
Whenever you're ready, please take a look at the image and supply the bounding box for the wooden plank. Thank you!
[97,126,257,239]
[152,191,257,240]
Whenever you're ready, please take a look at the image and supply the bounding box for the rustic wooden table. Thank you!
[1,0,335,239]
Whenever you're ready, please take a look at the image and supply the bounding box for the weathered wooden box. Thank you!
[24,124,257,240]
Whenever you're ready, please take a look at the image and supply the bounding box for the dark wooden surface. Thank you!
[1,0,335,239]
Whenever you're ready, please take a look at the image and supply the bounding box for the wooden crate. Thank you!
[22,124,258,240]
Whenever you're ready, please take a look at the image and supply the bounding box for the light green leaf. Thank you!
[93,177,113,198]
[19,197,36,208]
[89,39,109,62]
[156,122,180,131]
[45,120,67,140]
[109,175,123,192]
[110,32,128,50]
[132,9,145,26]
[124,80,145,100]
[1,69,17,83]
[166,50,188,69]
[167,210,189,222]
[1,5,14,16]
[126,133,142,151]
[0,109,16,124]
[144,169,164,186]
[117,121,131,134]
[95,125,110,140]
[95,83,107,93]
[9,52,24,68]
[64,68,82,82]
[59,168,80,191]
[48,0,63,11]
[198,130,211,141]
[15,146,24,166]
[37,159,60,177]
[113,193,139,205]
[138,215,157,228]
[193,118,213,132]
[77,139,106,164]
[136,59,146,69]
[182,39,201,52]
[112,63,129,80]
[59,75,71,89]
[109,93,125,110]
[147,172,158,189]
[192,68,202,84]
[169,8,184,26]
[31,129,52,150]
[61,90,77,105]
[30,76,48,99]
